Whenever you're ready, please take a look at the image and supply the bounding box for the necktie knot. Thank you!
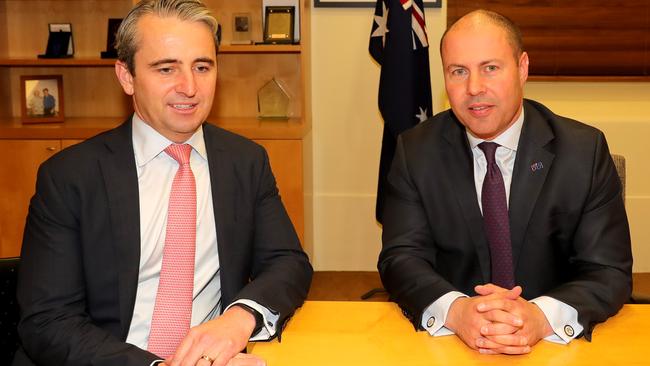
[478,141,499,165]
[164,144,192,166]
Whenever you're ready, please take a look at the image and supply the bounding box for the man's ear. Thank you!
[518,51,529,85]
[115,61,135,96]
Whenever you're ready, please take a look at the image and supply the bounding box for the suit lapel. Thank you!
[98,120,142,337]
[509,102,555,270]
[203,124,236,307]
[442,115,491,283]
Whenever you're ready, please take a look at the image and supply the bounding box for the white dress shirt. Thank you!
[125,115,277,351]
[421,106,583,344]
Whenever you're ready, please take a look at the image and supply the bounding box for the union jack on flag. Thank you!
[399,0,428,49]
[369,0,433,223]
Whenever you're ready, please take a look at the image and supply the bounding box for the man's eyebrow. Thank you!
[479,59,499,66]
[148,58,179,68]
[445,59,499,69]
[148,57,215,68]
[194,57,215,65]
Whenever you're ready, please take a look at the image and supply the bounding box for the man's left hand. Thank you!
[473,284,554,354]
[167,305,257,366]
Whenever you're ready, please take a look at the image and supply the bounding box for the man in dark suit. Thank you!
[15,1,312,366]
[379,9,632,355]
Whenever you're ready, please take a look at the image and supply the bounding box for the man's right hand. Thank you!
[445,286,527,354]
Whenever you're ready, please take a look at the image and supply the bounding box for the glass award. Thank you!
[257,78,290,120]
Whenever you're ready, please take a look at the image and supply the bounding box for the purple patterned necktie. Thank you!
[478,142,515,289]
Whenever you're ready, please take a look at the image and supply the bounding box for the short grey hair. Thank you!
[115,0,219,75]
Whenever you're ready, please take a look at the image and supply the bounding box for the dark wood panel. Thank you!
[447,0,650,76]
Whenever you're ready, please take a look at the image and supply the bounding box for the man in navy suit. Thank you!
[15,1,312,365]
[379,9,631,355]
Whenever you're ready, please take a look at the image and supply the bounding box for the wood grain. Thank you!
[0,139,60,257]
[447,0,650,76]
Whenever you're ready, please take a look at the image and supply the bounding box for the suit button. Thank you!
[426,316,435,328]
[564,325,575,337]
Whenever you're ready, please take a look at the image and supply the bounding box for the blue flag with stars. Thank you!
[370,0,433,223]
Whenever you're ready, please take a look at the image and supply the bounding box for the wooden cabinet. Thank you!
[0,0,311,255]
[0,140,61,257]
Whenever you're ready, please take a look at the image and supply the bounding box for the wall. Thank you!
[309,5,650,272]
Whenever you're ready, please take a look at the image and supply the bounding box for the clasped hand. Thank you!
[445,284,553,355]
[161,306,266,366]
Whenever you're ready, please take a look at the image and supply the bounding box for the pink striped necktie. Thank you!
[148,143,197,358]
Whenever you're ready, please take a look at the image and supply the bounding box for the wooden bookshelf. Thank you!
[0,0,312,256]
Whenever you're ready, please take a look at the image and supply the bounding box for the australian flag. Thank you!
[370,0,433,223]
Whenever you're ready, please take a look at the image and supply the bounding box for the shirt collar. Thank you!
[131,113,207,167]
[466,105,525,152]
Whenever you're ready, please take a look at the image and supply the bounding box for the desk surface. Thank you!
[249,301,649,365]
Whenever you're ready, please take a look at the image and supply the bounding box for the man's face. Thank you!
[43,90,49,96]
[115,15,217,143]
[441,20,528,140]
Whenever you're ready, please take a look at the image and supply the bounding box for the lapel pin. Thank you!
[530,162,544,172]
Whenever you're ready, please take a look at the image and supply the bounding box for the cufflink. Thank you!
[564,324,575,337]
[426,316,435,328]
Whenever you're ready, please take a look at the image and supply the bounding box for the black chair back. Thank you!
[0,257,20,364]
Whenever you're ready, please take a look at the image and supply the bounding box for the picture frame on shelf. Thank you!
[50,23,74,56]
[38,23,74,58]
[263,0,300,42]
[20,75,65,124]
[231,13,252,45]
[263,6,295,44]
[100,18,122,58]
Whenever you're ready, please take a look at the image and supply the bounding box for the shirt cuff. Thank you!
[150,360,164,366]
[530,296,583,344]
[226,299,279,341]
[421,291,468,336]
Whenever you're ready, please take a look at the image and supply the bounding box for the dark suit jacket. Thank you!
[378,99,632,340]
[14,119,312,366]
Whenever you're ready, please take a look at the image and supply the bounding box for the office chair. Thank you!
[0,256,20,364]
[611,154,650,304]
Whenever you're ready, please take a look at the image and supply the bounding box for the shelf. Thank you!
[0,58,116,67]
[0,46,301,67]
[0,116,307,140]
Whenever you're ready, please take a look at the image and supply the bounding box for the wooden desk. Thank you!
[249,301,650,365]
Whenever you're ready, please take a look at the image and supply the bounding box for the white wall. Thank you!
[309,5,650,272]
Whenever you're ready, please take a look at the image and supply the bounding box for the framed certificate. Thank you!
[263,6,295,44]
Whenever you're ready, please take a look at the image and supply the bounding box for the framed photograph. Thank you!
[49,23,74,56]
[101,18,122,58]
[231,13,253,45]
[314,0,441,8]
[263,6,295,44]
[20,75,65,124]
